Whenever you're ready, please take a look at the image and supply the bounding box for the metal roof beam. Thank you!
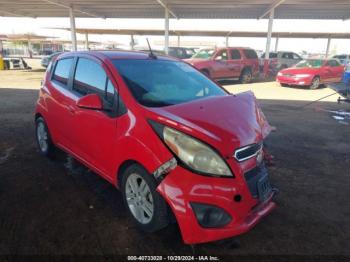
[156,0,178,19]
[0,7,36,17]
[259,0,285,19]
[41,0,105,19]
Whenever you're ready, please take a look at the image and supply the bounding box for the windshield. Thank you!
[112,59,227,107]
[295,59,323,68]
[192,49,215,59]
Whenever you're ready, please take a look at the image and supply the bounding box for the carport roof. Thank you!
[52,27,350,39]
[0,0,349,20]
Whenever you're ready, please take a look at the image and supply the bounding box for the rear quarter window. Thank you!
[243,49,258,59]
[52,58,73,86]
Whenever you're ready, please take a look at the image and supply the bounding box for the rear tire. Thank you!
[239,68,252,84]
[121,164,169,233]
[310,76,320,90]
[35,117,56,159]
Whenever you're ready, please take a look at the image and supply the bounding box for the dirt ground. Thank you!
[0,66,350,260]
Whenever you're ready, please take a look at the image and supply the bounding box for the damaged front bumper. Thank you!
[156,162,277,244]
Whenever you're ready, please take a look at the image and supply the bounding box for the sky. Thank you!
[0,17,350,54]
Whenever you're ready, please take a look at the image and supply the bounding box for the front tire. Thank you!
[239,68,252,84]
[121,164,169,232]
[35,117,56,158]
[310,76,320,89]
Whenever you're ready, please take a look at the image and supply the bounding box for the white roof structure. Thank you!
[0,0,349,20]
[0,1,349,57]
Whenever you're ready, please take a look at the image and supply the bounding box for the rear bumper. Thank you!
[276,75,313,86]
[156,165,276,244]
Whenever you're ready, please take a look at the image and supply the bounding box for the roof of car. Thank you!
[58,50,179,61]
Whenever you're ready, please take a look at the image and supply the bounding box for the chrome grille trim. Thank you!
[233,142,263,162]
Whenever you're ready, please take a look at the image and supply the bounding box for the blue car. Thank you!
[343,64,350,85]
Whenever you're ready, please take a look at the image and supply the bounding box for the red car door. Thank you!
[46,57,77,148]
[330,59,345,82]
[69,56,119,178]
[227,49,243,78]
[321,61,333,83]
[211,49,231,79]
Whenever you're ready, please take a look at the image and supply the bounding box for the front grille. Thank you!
[234,142,262,162]
[244,164,269,199]
[283,73,294,77]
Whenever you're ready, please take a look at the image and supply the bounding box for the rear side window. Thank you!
[53,58,73,85]
[282,53,292,59]
[327,60,341,67]
[243,49,257,59]
[334,55,346,59]
[292,53,301,60]
[261,52,277,58]
[230,49,241,60]
[73,58,107,96]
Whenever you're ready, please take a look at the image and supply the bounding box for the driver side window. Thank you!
[73,57,122,115]
[215,50,228,61]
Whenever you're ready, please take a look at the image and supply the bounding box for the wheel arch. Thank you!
[116,159,141,188]
[240,66,252,75]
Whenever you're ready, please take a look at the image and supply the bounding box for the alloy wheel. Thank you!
[37,122,48,152]
[311,77,320,89]
[125,173,154,224]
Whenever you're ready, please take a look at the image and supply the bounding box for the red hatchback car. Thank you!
[185,47,260,84]
[35,51,276,244]
[276,58,344,89]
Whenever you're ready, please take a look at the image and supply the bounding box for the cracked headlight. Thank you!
[150,121,233,177]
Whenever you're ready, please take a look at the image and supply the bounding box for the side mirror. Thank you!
[76,93,103,110]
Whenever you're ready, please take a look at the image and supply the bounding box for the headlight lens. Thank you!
[163,127,232,177]
[151,121,233,177]
[295,74,311,78]
[277,72,283,76]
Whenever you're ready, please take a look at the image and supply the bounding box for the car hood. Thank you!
[280,67,319,75]
[146,92,271,157]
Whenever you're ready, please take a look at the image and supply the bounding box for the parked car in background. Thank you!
[185,47,259,83]
[343,63,350,85]
[276,58,345,89]
[41,52,63,68]
[168,47,196,59]
[35,50,276,244]
[332,54,350,65]
[260,51,303,73]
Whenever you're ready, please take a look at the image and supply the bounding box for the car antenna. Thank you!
[146,38,157,59]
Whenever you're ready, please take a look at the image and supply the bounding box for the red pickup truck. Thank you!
[185,47,259,83]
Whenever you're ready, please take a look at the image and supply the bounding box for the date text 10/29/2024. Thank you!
[127,256,220,261]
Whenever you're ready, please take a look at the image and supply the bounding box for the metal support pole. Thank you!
[264,9,274,77]
[130,35,135,50]
[85,32,89,50]
[325,37,331,58]
[265,9,274,60]
[164,8,169,54]
[27,38,32,58]
[177,35,180,47]
[69,7,77,51]
[275,37,279,52]
[225,36,229,47]
[0,40,3,56]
